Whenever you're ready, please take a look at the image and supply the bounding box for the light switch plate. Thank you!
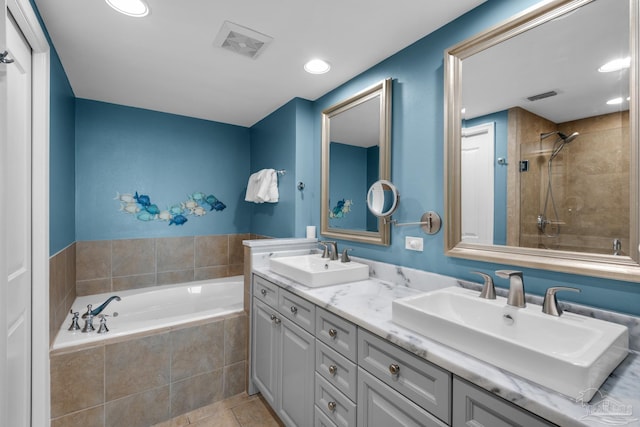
[405,236,424,252]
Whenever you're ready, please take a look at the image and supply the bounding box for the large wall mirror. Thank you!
[444,0,640,281]
[321,78,392,245]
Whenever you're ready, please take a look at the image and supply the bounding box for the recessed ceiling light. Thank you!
[599,57,630,73]
[606,97,625,105]
[105,0,150,17]
[304,59,330,74]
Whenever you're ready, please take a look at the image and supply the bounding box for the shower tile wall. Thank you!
[75,233,249,296]
[49,243,76,346]
[49,312,247,427]
[508,108,629,253]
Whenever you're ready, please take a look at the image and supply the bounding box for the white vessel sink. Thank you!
[392,286,629,400]
[270,254,369,287]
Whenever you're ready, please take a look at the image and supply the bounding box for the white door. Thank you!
[2,12,33,426]
[461,123,494,244]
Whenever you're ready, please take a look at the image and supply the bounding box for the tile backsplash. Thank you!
[75,233,249,296]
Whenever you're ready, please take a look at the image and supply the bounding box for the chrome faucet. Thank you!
[320,241,339,260]
[496,270,526,308]
[542,286,581,316]
[82,295,121,318]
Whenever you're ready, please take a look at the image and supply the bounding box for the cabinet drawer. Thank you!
[315,373,357,427]
[358,368,448,427]
[316,341,358,401]
[358,329,451,424]
[452,377,556,427]
[315,405,338,427]
[316,307,358,361]
[253,275,279,307]
[279,288,315,333]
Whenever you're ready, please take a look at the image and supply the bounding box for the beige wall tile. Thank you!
[50,346,105,418]
[51,405,104,427]
[223,361,246,398]
[228,264,244,277]
[157,269,195,285]
[50,251,66,311]
[195,235,228,268]
[113,273,156,291]
[157,237,194,272]
[76,279,112,296]
[224,314,247,365]
[228,234,249,265]
[76,240,112,281]
[105,386,170,427]
[171,320,224,382]
[194,266,228,281]
[170,370,224,418]
[112,238,155,277]
[66,243,77,297]
[105,333,171,401]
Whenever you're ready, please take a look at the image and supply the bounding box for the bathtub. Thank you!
[52,275,244,351]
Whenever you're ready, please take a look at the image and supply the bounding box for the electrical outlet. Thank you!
[405,236,424,252]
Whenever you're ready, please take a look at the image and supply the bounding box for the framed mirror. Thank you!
[444,0,640,281]
[321,78,392,245]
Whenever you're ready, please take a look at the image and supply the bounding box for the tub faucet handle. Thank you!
[68,310,81,331]
[97,315,110,334]
[471,271,496,300]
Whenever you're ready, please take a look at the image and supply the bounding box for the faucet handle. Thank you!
[68,310,81,331]
[341,248,352,263]
[97,315,110,334]
[542,286,581,317]
[319,242,330,258]
[470,271,496,299]
[495,270,522,279]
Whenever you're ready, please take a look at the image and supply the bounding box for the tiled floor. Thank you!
[153,393,283,427]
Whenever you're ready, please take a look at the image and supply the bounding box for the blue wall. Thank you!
[249,99,297,237]
[329,143,368,230]
[310,0,640,316]
[75,99,251,241]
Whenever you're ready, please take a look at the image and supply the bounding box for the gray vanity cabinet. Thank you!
[251,278,315,427]
[452,377,556,427]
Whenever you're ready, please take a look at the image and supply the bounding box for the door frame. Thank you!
[5,0,50,424]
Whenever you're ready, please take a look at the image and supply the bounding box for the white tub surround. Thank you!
[248,247,640,427]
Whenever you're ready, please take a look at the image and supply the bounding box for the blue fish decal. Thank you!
[169,214,188,226]
[211,200,226,211]
[145,204,160,215]
[136,211,155,221]
[168,204,183,216]
[190,192,206,201]
[204,194,218,206]
[134,191,151,207]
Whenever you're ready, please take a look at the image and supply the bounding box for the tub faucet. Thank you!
[82,295,121,318]
[496,270,526,308]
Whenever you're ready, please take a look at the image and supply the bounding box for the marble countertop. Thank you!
[253,267,640,427]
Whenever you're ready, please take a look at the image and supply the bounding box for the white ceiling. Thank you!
[462,0,629,124]
[34,0,486,127]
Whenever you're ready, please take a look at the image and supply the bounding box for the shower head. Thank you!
[559,131,579,143]
[540,130,579,143]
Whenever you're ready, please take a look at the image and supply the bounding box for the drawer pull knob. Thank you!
[274,317,281,325]
[327,401,337,411]
[328,328,338,338]
[260,289,267,296]
[290,306,298,314]
[389,364,400,375]
[270,314,276,321]
[328,365,337,375]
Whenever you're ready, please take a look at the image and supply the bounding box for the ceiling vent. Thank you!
[214,21,273,59]
[526,90,558,102]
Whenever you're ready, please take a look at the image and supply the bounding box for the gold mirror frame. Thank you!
[321,78,392,245]
[444,0,640,282]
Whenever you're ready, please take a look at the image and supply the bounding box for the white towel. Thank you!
[245,169,279,203]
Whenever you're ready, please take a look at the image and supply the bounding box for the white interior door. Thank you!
[461,123,495,244]
[3,12,33,426]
